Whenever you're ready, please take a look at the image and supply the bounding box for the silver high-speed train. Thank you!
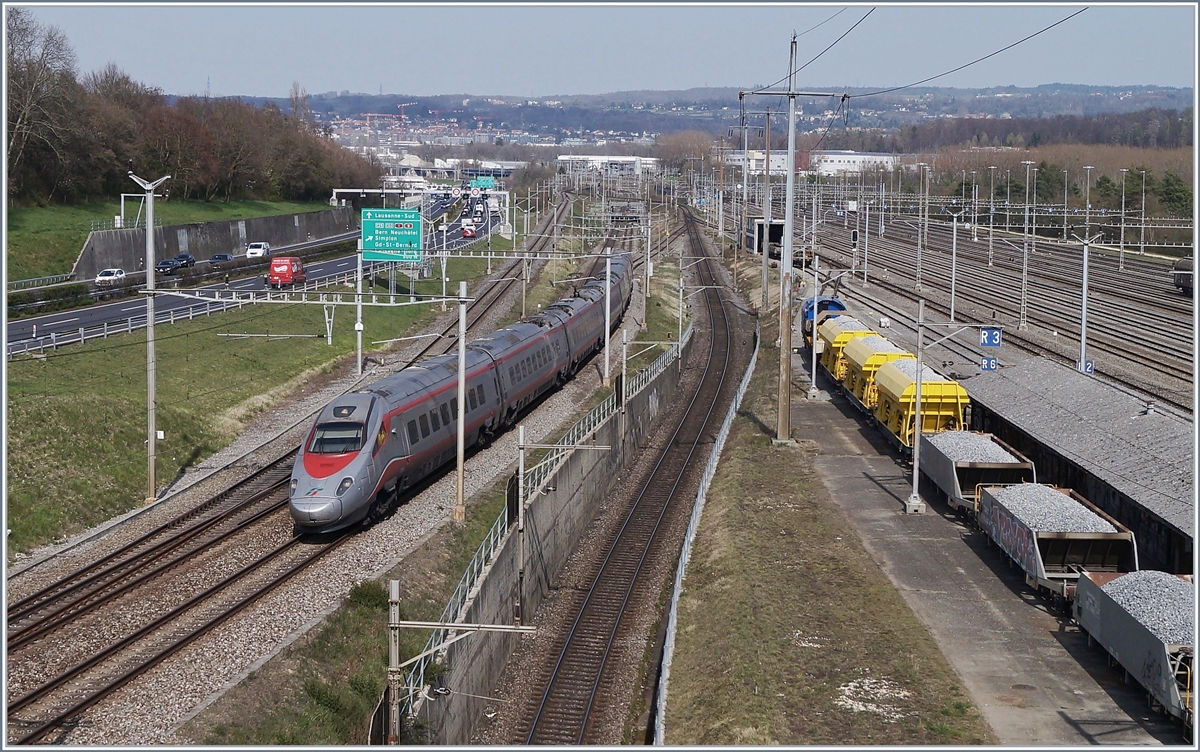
[289,252,635,533]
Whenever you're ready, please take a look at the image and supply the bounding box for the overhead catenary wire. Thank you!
[848,7,1089,99]
[748,7,873,95]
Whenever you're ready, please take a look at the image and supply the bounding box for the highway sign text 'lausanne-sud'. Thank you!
[362,208,422,262]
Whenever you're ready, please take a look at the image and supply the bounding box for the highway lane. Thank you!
[6,202,503,347]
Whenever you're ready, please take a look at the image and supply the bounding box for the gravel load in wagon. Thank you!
[888,357,949,382]
[824,318,872,332]
[990,483,1117,534]
[1101,570,1195,646]
[927,431,1025,464]
[855,335,907,354]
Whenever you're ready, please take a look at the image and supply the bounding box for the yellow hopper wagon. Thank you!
[841,334,915,414]
[873,358,970,456]
[816,316,877,385]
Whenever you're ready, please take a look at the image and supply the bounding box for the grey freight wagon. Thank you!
[1074,570,1194,734]
[978,483,1138,604]
[919,431,1036,515]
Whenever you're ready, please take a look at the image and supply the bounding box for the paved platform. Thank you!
[788,344,1185,745]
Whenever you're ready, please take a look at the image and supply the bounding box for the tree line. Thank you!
[817,107,1192,153]
[6,8,380,205]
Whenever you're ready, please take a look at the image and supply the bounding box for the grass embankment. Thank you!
[660,266,995,745]
[5,200,332,280]
[179,212,683,744]
[5,253,495,556]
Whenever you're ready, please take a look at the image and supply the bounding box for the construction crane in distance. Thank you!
[396,101,418,124]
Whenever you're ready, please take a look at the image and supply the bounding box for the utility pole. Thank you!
[717,135,726,257]
[129,171,170,506]
[762,107,771,311]
[777,33,798,446]
[1020,160,1034,330]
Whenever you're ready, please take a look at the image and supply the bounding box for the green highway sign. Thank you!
[469,177,496,190]
[362,208,422,262]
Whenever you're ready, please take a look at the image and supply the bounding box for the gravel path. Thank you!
[7,252,649,746]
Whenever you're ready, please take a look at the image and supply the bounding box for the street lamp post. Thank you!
[1005,168,1011,232]
[988,165,996,266]
[129,171,170,506]
[1062,169,1069,242]
[907,299,927,514]
[916,163,927,291]
[1073,231,1102,374]
[1032,166,1039,245]
[862,199,871,287]
[970,170,978,241]
[1083,165,1094,233]
[945,208,966,322]
[1119,168,1129,270]
[1140,170,1146,255]
[1019,160,1033,330]
[453,281,468,523]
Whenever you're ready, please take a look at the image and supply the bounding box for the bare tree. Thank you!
[288,80,313,133]
[6,8,79,184]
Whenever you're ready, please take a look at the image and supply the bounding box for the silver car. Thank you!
[95,268,126,287]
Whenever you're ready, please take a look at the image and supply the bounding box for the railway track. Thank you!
[518,209,735,743]
[808,220,1193,411]
[4,197,618,745]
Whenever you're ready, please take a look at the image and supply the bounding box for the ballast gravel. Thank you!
[1100,570,1195,647]
[927,431,1022,464]
[8,250,649,746]
[990,483,1116,534]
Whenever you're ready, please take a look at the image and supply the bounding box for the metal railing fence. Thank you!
[655,323,759,744]
[401,321,695,719]
[6,264,381,359]
[7,273,76,291]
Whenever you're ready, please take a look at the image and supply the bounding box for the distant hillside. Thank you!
[231,84,1193,140]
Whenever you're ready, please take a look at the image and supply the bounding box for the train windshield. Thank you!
[308,421,365,454]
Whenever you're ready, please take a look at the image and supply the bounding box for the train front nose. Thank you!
[290,493,343,527]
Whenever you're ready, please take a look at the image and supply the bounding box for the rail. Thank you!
[400,320,695,720]
[655,322,759,744]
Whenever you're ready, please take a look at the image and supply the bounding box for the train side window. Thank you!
[419,414,430,438]
[509,366,516,383]
[407,420,419,444]
[430,409,440,431]
[478,384,487,403]
[468,388,478,410]
[440,403,451,425]
[450,397,458,418]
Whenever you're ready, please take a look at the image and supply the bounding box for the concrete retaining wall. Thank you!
[73,207,357,280]
[412,339,690,744]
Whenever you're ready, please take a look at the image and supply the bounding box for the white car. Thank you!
[95,268,126,287]
[246,242,270,258]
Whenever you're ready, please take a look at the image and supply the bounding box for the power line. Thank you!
[849,7,1089,99]
[749,7,873,95]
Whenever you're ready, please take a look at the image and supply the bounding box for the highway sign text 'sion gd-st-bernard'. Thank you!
[362,208,422,262]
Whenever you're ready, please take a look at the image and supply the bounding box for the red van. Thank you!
[266,256,307,288]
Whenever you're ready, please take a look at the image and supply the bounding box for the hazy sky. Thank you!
[23,3,1198,99]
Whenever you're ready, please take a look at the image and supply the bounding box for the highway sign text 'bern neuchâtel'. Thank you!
[362,208,422,262]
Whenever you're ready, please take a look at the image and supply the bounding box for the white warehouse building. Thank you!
[810,150,902,176]
[557,155,660,175]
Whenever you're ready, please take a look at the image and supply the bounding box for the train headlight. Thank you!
[336,477,355,497]
[290,478,298,496]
